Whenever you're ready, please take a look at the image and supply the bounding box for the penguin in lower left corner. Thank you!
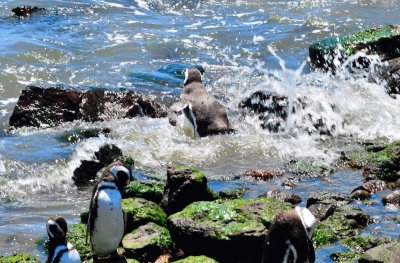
[261,206,318,263]
[46,216,81,263]
[86,161,132,262]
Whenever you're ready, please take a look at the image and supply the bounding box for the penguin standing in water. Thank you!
[261,206,318,263]
[86,161,131,262]
[168,68,234,137]
[46,216,81,263]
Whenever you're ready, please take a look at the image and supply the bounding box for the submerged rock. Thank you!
[123,180,164,204]
[161,166,217,215]
[122,222,174,262]
[60,128,111,143]
[122,198,167,233]
[9,86,167,129]
[359,241,400,263]
[0,253,39,263]
[309,25,400,70]
[242,169,283,181]
[12,6,45,18]
[167,198,292,262]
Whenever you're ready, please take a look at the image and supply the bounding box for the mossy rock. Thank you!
[122,222,174,262]
[359,241,400,263]
[0,253,39,263]
[341,235,396,253]
[167,198,292,262]
[286,158,333,177]
[172,255,219,263]
[122,198,167,232]
[346,141,400,182]
[218,188,245,200]
[68,223,92,261]
[330,251,361,262]
[161,166,218,215]
[313,205,370,248]
[309,25,400,69]
[123,180,164,203]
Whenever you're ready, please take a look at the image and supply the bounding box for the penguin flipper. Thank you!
[168,100,188,126]
[86,183,99,245]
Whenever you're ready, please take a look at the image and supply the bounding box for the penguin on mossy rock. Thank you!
[46,216,81,263]
[86,161,132,262]
[261,206,318,263]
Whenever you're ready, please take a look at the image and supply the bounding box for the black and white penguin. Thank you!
[46,216,81,263]
[86,161,131,262]
[261,206,318,263]
[168,68,234,137]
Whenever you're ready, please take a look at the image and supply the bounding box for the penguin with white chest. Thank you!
[86,161,131,262]
[46,216,81,263]
[168,68,235,137]
[261,206,318,263]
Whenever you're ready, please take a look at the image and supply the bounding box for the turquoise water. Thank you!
[0,0,399,261]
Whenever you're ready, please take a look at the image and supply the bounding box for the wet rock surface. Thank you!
[122,222,174,262]
[72,144,125,185]
[382,189,400,206]
[242,169,283,180]
[9,86,167,129]
[167,198,292,263]
[309,25,400,70]
[161,166,217,215]
[359,241,400,263]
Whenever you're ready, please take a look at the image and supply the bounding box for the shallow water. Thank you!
[0,0,399,261]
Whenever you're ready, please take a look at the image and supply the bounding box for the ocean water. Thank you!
[0,0,399,261]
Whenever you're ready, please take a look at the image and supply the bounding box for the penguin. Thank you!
[46,216,81,263]
[261,206,318,263]
[168,68,235,137]
[86,161,131,262]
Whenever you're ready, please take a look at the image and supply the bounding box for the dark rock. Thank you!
[9,86,167,129]
[161,166,217,215]
[361,180,386,193]
[123,180,164,204]
[122,198,167,233]
[281,177,299,188]
[382,190,400,206]
[307,203,336,221]
[376,57,400,95]
[80,211,89,224]
[218,188,246,200]
[122,222,174,262]
[359,241,400,263]
[72,144,126,185]
[167,198,292,263]
[351,189,371,200]
[309,25,400,70]
[306,191,351,208]
[60,128,111,143]
[243,169,283,181]
[12,6,45,18]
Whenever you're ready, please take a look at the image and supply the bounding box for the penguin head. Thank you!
[183,68,203,85]
[100,161,131,190]
[46,216,68,240]
[295,206,318,239]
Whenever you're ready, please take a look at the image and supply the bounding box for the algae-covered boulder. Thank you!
[123,180,164,203]
[347,141,400,182]
[161,166,217,215]
[342,236,395,253]
[0,253,39,263]
[309,25,400,70]
[330,251,361,263]
[359,241,400,263]
[68,223,92,261]
[167,198,292,262]
[122,198,167,232]
[218,188,245,200]
[306,191,350,221]
[172,255,219,263]
[313,205,370,248]
[122,222,174,262]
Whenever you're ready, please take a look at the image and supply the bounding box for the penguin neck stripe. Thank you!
[183,69,189,85]
[47,219,64,238]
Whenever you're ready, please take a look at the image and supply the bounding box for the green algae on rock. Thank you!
[122,222,174,262]
[0,253,40,263]
[218,188,246,200]
[68,223,92,261]
[359,241,400,263]
[313,205,370,248]
[167,198,292,262]
[330,251,361,263]
[341,236,395,253]
[172,255,219,263]
[122,198,167,232]
[309,25,400,69]
[123,180,164,203]
[161,166,217,215]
